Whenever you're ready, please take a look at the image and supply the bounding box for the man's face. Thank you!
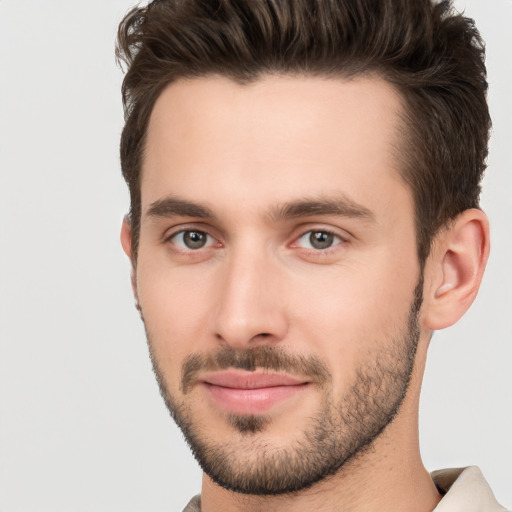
[132,75,424,494]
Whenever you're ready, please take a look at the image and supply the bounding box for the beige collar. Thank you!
[432,466,508,511]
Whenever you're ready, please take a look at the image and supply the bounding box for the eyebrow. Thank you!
[145,194,375,223]
[146,196,216,220]
[268,195,375,223]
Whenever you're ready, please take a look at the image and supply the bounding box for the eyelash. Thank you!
[165,226,347,257]
[166,228,219,252]
[292,228,346,254]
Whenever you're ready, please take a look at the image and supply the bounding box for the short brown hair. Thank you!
[116,0,490,264]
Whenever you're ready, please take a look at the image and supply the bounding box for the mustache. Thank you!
[180,346,330,394]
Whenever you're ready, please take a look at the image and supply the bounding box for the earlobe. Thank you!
[423,209,490,331]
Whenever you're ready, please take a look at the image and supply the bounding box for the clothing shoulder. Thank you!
[432,466,509,512]
[182,495,201,512]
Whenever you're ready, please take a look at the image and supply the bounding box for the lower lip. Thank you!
[203,383,309,415]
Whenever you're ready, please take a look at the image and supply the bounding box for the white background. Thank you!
[0,1,510,511]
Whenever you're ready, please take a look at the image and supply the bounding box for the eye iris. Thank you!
[310,231,334,249]
[184,231,207,249]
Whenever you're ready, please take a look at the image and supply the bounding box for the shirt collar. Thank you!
[432,466,507,512]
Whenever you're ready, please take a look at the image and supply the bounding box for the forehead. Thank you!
[142,74,409,220]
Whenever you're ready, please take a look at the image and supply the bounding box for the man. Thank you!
[117,0,507,510]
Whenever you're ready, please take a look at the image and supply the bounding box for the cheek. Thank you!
[135,260,218,389]
[287,257,418,386]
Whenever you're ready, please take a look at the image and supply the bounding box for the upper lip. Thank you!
[202,371,308,389]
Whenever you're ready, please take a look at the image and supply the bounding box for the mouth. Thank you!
[200,371,310,415]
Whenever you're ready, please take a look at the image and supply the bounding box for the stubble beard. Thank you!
[144,277,423,496]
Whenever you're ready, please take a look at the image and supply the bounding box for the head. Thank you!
[117,0,490,497]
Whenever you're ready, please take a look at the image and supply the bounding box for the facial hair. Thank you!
[144,275,423,496]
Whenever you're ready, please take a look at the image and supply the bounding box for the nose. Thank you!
[212,246,289,349]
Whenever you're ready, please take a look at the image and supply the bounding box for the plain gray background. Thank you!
[0,1,510,511]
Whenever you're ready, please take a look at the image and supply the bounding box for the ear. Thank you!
[422,209,490,330]
[120,216,133,259]
[120,217,140,306]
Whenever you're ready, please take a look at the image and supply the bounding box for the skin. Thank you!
[121,75,490,512]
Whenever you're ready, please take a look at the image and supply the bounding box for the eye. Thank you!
[169,230,215,250]
[296,230,343,250]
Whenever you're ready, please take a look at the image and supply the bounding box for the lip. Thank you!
[201,371,310,415]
